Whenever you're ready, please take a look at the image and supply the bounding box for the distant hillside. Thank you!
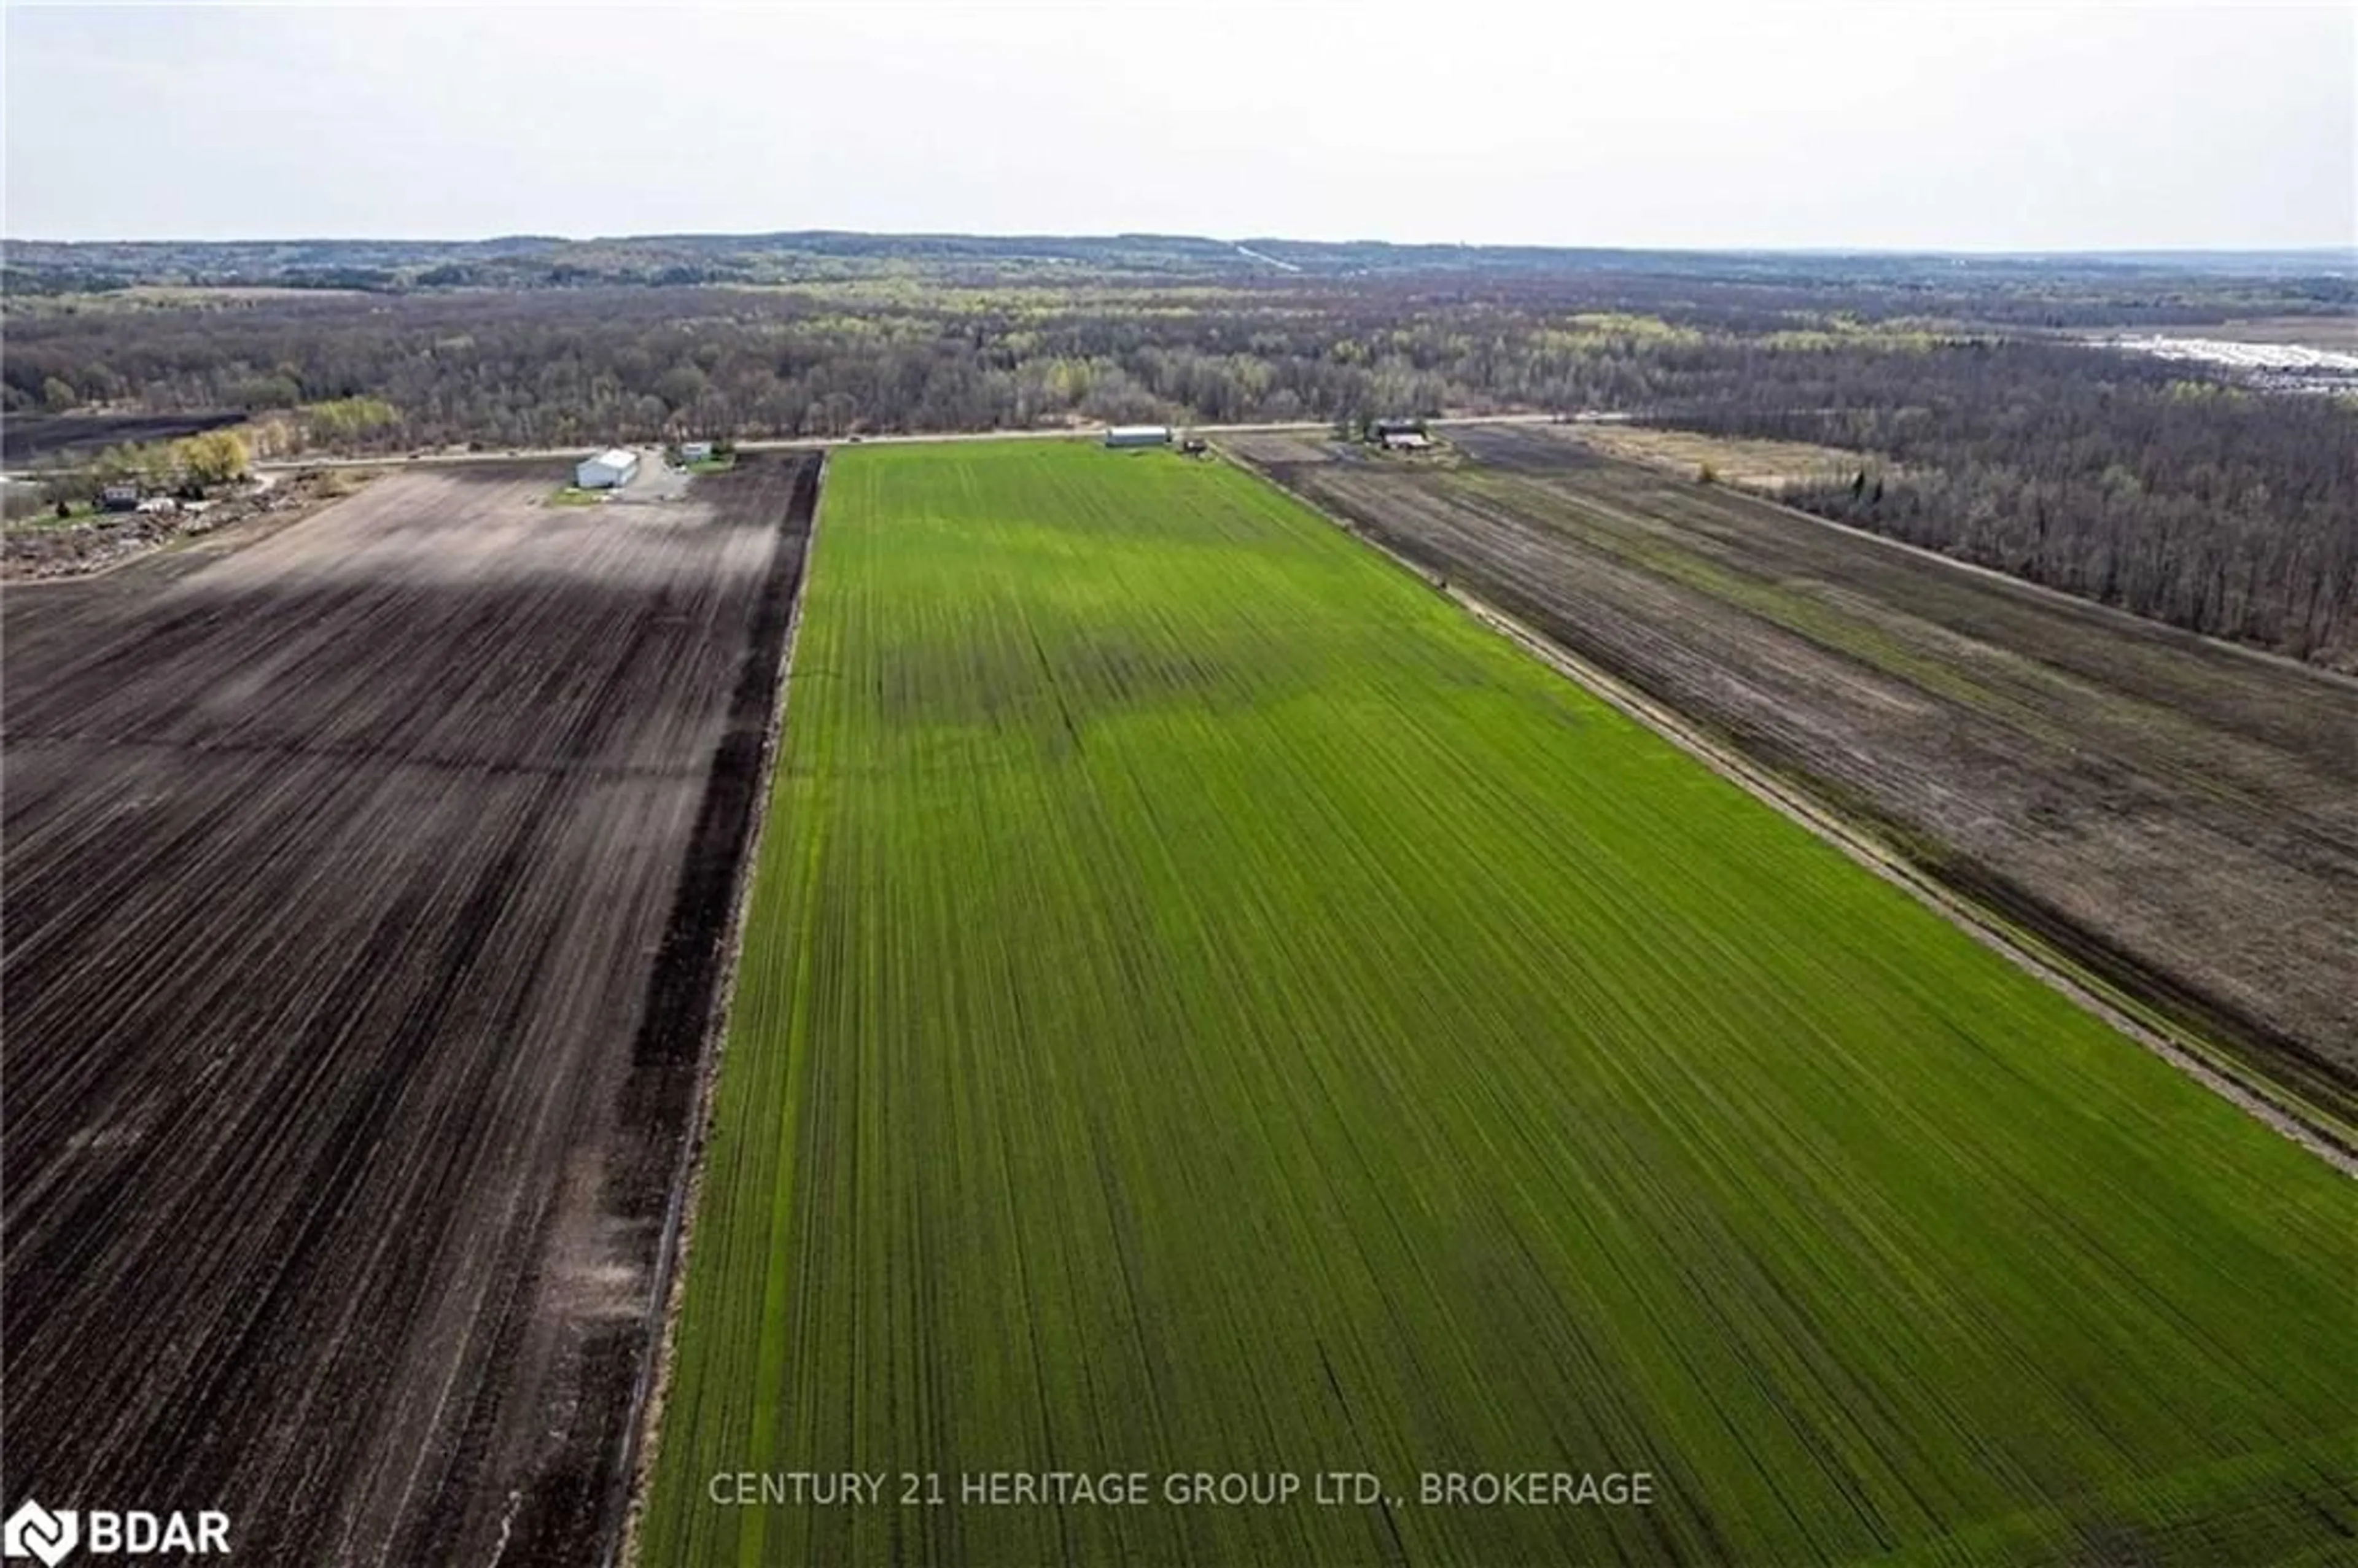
[6,231,2352,297]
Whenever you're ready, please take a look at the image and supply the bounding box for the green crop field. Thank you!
[639,440,2354,1567]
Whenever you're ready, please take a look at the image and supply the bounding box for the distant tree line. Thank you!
[6,276,2352,663]
[1646,340,2357,665]
[9,233,2349,322]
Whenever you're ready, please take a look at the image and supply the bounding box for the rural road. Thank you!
[5,414,1561,481]
[255,414,1562,473]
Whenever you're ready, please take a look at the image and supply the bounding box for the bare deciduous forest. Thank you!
[6,237,2353,664]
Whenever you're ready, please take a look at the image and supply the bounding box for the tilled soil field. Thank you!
[1229,427,2358,1132]
[1,456,816,1564]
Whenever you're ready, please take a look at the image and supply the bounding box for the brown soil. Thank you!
[1563,424,1886,491]
[0,456,817,1565]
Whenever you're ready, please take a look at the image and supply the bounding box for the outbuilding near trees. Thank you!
[575,448,640,489]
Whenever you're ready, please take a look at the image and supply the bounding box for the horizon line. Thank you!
[8,229,2356,263]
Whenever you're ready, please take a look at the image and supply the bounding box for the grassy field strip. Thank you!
[1286,468,2358,1170]
[1463,584,2358,1166]
[642,441,2354,1567]
[617,461,830,1565]
[1233,429,2358,1129]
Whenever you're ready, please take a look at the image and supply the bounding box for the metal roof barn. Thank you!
[575,449,639,489]
[1103,425,1171,448]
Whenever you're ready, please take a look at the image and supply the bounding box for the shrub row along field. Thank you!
[641,441,2353,1567]
[1,458,815,1565]
[1230,425,2358,1133]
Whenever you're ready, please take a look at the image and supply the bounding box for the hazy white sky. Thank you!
[4,2,2351,250]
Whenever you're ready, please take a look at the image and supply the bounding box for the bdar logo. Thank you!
[2,1500,77,1568]
[1,1499,228,1562]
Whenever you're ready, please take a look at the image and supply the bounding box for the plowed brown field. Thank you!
[1,456,815,1564]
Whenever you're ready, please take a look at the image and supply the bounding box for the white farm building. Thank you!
[1103,425,1171,449]
[575,449,640,489]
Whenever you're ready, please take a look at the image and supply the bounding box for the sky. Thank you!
[4,2,2352,252]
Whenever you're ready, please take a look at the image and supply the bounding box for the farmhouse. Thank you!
[100,483,142,512]
[680,441,714,463]
[1369,417,1427,441]
[1104,425,1170,449]
[1382,431,1434,451]
[575,448,640,489]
